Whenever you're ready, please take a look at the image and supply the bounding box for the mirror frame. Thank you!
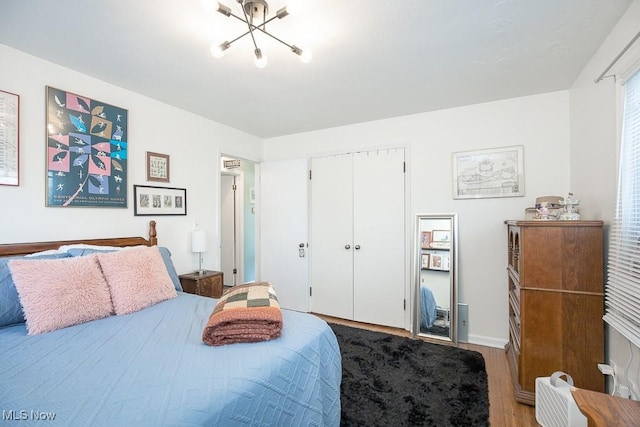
[413,213,458,344]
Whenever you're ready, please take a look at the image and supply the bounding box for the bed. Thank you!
[0,222,341,426]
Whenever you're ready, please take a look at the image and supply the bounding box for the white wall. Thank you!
[569,0,640,396]
[0,43,263,275]
[264,91,571,347]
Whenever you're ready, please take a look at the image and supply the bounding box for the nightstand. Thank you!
[179,270,224,298]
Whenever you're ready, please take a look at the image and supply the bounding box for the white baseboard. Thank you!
[466,334,508,349]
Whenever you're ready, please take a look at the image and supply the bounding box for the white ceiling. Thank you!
[0,0,632,138]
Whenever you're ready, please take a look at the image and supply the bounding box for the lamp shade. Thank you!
[192,229,207,253]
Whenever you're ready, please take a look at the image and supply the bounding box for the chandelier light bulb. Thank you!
[299,49,312,64]
[292,45,312,64]
[254,48,268,68]
[210,42,229,58]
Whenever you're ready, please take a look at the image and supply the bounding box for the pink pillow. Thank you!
[96,246,177,315]
[8,256,114,335]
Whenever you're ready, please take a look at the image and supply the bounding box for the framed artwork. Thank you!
[0,89,19,186]
[420,231,432,249]
[452,145,524,199]
[429,253,450,271]
[146,151,170,182]
[134,185,186,216]
[430,229,451,249]
[46,86,128,207]
[421,254,430,270]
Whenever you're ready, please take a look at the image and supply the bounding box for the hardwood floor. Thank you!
[316,315,538,426]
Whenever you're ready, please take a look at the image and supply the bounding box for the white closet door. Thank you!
[353,148,405,328]
[309,154,354,319]
[259,159,309,312]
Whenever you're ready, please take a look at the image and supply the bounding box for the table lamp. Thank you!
[191,229,207,275]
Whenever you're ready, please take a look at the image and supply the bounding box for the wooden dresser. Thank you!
[505,220,605,405]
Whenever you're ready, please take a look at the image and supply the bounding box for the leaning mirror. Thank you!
[414,213,458,343]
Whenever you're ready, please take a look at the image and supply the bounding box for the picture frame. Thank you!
[134,185,186,216]
[46,86,128,208]
[432,229,451,242]
[452,145,524,199]
[430,229,451,249]
[421,254,430,270]
[420,231,432,249]
[146,151,170,182]
[429,253,450,271]
[0,89,19,186]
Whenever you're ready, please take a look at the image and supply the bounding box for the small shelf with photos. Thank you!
[421,252,451,272]
[421,230,451,251]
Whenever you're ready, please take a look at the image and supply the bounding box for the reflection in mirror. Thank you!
[414,214,458,343]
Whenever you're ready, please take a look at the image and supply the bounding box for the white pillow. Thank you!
[25,249,67,257]
[58,244,126,252]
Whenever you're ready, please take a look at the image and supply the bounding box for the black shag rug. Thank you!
[330,323,489,427]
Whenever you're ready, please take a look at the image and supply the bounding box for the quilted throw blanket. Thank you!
[202,282,283,346]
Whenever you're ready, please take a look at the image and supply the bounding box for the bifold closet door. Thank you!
[309,154,354,319]
[310,149,405,328]
[352,149,405,328]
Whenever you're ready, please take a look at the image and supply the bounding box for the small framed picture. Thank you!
[134,185,186,216]
[420,231,432,249]
[0,89,19,186]
[429,254,450,271]
[146,151,170,182]
[430,230,451,249]
[421,254,430,270]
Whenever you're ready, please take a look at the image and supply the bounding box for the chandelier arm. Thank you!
[227,29,252,45]
[228,12,279,28]
[248,23,294,50]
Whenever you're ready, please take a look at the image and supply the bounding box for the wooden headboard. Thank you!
[0,221,157,257]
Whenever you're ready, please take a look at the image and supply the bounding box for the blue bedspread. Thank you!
[0,293,341,426]
[420,285,437,329]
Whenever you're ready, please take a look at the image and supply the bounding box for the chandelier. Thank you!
[208,0,312,68]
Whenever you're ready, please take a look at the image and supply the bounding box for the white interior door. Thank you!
[221,174,243,286]
[353,148,405,328]
[220,175,235,285]
[309,154,354,319]
[258,159,309,312]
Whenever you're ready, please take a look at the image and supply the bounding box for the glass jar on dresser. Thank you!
[505,220,605,405]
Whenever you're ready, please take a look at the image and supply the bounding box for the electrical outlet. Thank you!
[618,384,630,398]
[630,380,640,400]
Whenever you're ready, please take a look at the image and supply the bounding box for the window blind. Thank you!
[604,69,640,346]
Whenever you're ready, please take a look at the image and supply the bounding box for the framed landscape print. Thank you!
[0,89,19,186]
[134,185,186,216]
[452,145,524,199]
[45,86,128,207]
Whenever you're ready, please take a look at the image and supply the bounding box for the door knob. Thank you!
[345,244,351,250]
[299,243,305,248]
[355,245,361,250]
